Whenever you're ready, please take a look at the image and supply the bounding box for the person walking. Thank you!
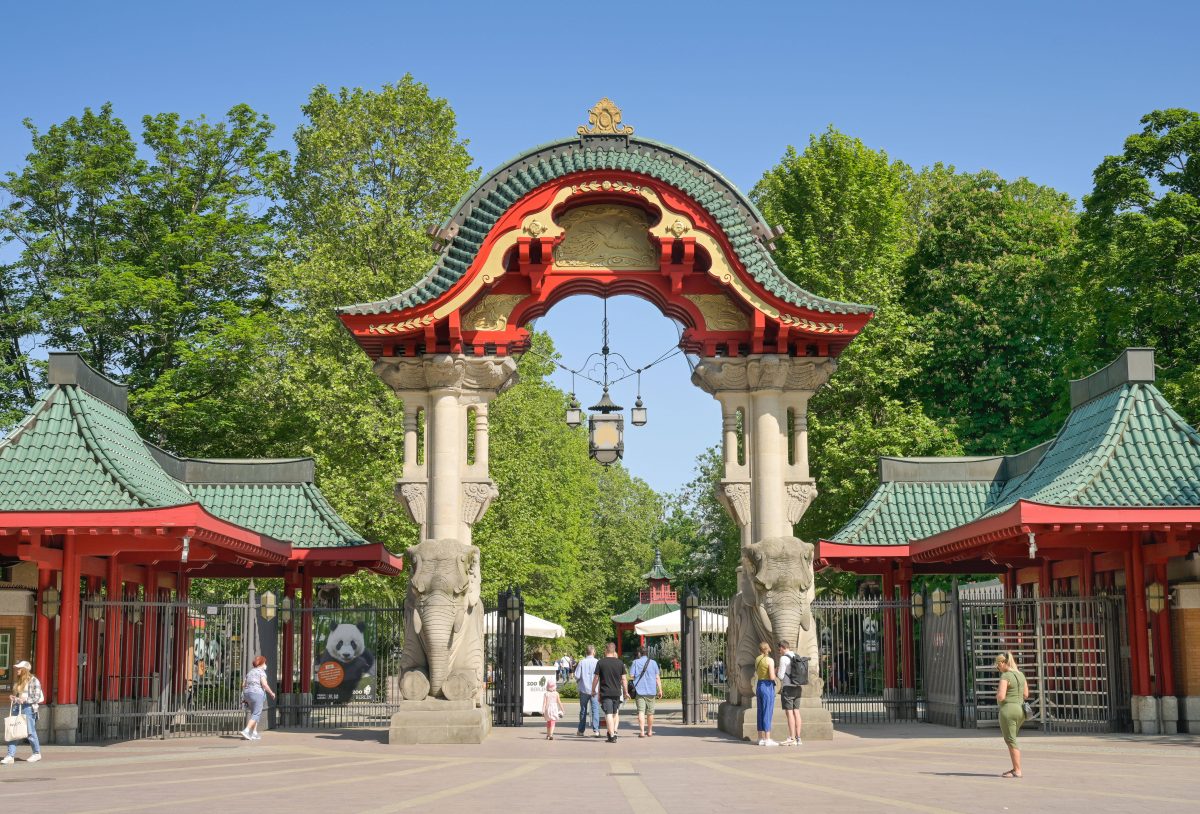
[3,661,43,765]
[630,647,662,738]
[240,655,276,741]
[574,645,601,737]
[995,651,1029,777]
[591,642,628,743]
[776,640,803,746]
[755,642,779,746]
[542,679,565,740]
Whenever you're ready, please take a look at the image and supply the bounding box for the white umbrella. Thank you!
[633,609,728,636]
[484,610,566,639]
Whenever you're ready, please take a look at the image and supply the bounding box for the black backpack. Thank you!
[785,653,810,686]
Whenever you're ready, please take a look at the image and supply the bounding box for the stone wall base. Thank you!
[1132,695,1179,735]
[52,703,79,745]
[1180,696,1200,734]
[717,692,833,742]
[388,700,490,745]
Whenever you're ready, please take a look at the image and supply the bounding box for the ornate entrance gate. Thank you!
[335,100,875,740]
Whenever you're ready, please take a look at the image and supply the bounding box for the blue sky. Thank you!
[4,1,1198,495]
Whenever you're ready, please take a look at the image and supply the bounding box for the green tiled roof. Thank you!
[189,482,366,549]
[338,136,874,318]
[829,480,1004,547]
[0,356,369,551]
[0,386,192,511]
[643,548,673,581]
[828,357,1200,548]
[986,382,1200,513]
[611,602,678,625]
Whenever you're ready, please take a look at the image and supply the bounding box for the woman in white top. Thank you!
[240,655,276,741]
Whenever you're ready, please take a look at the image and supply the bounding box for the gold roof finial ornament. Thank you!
[578,98,634,137]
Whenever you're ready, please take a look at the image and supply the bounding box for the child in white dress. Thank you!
[542,680,565,740]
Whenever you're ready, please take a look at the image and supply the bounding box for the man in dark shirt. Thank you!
[591,641,628,742]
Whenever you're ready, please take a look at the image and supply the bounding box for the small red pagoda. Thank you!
[610,549,678,655]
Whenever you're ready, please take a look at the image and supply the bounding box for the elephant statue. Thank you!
[726,535,820,705]
[398,538,485,704]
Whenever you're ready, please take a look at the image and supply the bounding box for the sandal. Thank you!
[1001,770,1021,778]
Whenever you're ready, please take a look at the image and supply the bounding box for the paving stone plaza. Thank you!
[3,711,1197,813]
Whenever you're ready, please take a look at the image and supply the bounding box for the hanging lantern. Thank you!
[631,396,647,427]
[565,394,582,429]
[588,389,624,465]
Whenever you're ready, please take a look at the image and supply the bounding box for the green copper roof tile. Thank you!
[611,601,678,625]
[339,136,874,319]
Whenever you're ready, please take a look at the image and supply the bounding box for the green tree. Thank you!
[904,168,1079,452]
[268,78,481,603]
[0,103,287,449]
[753,128,959,545]
[1078,108,1200,421]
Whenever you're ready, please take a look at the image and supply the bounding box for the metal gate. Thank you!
[491,588,525,726]
[813,597,923,723]
[280,606,404,729]
[959,594,1130,733]
[679,594,730,724]
[78,599,260,741]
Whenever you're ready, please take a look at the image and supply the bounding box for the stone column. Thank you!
[693,354,836,741]
[375,354,518,545]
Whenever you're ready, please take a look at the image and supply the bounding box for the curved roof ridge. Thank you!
[0,385,61,451]
[338,135,874,318]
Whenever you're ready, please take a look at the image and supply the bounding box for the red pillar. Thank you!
[281,577,296,694]
[35,567,56,703]
[299,571,313,693]
[882,567,897,691]
[103,557,121,701]
[56,534,81,705]
[1154,563,1175,697]
[1129,540,1151,696]
[899,574,915,692]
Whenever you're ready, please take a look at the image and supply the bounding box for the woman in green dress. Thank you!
[995,652,1029,778]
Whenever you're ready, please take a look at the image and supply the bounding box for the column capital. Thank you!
[395,478,428,528]
[374,354,519,399]
[716,480,752,529]
[691,355,837,395]
[785,480,818,526]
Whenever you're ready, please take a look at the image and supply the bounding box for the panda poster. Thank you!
[313,619,377,705]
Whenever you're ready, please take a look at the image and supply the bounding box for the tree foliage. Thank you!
[1078,108,1200,421]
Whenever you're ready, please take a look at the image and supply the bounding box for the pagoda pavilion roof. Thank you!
[821,349,1200,571]
[0,353,400,575]
[611,601,678,625]
[643,548,673,581]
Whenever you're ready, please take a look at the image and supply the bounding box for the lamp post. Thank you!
[681,591,700,724]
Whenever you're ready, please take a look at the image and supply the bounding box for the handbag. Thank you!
[629,658,647,699]
[1019,673,1034,719]
[5,703,29,742]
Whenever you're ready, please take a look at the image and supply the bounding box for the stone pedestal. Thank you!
[388,700,491,745]
[52,703,79,745]
[1180,696,1200,734]
[1132,695,1161,734]
[1159,695,1178,735]
[717,691,833,742]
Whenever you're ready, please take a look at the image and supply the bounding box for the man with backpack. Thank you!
[777,640,807,746]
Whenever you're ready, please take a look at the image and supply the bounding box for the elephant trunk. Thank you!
[419,594,459,696]
[763,592,804,650]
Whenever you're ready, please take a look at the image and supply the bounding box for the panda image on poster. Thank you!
[313,621,376,704]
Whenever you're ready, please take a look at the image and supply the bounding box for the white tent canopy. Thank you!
[483,610,566,639]
[633,609,728,636]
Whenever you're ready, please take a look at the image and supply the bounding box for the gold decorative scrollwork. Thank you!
[463,295,526,332]
[368,314,435,335]
[554,205,657,269]
[577,98,634,136]
[568,180,646,196]
[684,294,750,331]
[778,313,846,334]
